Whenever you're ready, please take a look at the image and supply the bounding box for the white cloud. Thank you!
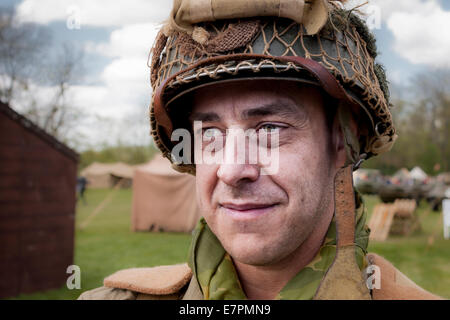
[16,0,172,27]
[374,0,450,67]
[86,23,160,59]
[345,0,450,67]
[387,8,450,67]
[69,23,161,146]
[368,0,439,22]
[76,22,159,115]
[344,0,439,22]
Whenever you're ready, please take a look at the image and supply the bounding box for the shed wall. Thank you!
[0,111,77,298]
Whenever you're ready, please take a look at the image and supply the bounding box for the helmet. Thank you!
[149,0,397,174]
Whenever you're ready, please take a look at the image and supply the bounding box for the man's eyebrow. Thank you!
[242,101,302,120]
[188,100,303,122]
[189,112,220,122]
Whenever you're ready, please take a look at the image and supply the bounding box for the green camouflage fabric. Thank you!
[187,192,370,300]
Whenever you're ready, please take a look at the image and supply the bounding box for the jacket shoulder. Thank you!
[77,263,192,300]
[77,286,137,300]
[367,253,444,300]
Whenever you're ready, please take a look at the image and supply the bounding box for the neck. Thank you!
[233,207,334,300]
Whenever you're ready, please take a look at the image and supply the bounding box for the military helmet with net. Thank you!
[149,0,397,174]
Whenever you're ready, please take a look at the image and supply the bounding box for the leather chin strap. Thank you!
[313,101,370,300]
[313,165,371,300]
[313,106,370,300]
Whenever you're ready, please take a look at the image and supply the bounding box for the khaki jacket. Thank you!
[77,253,443,300]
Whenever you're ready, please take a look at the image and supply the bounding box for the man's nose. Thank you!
[215,128,261,186]
[217,163,260,187]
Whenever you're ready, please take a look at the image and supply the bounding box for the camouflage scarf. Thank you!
[187,192,370,300]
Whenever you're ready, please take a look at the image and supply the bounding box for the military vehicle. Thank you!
[353,169,384,195]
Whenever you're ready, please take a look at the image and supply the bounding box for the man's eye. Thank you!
[203,128,222,139]
[258,124,281,133]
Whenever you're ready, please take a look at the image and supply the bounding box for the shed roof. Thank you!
[0,101,79,162]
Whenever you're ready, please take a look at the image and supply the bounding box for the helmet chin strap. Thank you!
[313,105,371,300]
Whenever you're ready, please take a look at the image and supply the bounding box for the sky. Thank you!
[2,0,450,149]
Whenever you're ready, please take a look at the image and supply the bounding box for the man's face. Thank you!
[191,80,338,266]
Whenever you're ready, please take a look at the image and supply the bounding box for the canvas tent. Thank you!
[131,154,200,233]
[437,172,450,185]
[393,168,411,180]
[410,167,428,181]
[80,162,135,188]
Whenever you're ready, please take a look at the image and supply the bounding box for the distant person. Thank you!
[76,176,88,205]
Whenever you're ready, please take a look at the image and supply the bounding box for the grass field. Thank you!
[11,188,450,300]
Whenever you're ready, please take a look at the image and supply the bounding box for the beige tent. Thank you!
[131,154,201,233]
[81,162,135,188]
[410,167,427,181]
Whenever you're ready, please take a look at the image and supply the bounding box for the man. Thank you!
[79,0,441,300]
[76,176,88,205]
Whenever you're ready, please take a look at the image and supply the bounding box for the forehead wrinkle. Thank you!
[241,98,305,121]
[189,111,220,122]
[190,85,309,124]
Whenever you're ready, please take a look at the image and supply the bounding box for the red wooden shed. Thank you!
[0,102,79,298]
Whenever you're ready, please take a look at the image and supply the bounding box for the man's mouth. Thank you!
[219,202,279,219]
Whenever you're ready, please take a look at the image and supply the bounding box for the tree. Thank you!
[412,70,450,172]
[31,44,85,143]
[0,7,50,103]
[366,70,450,175]
[0,7,86,148]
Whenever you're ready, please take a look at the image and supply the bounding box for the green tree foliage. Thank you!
[365,70,450,175]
